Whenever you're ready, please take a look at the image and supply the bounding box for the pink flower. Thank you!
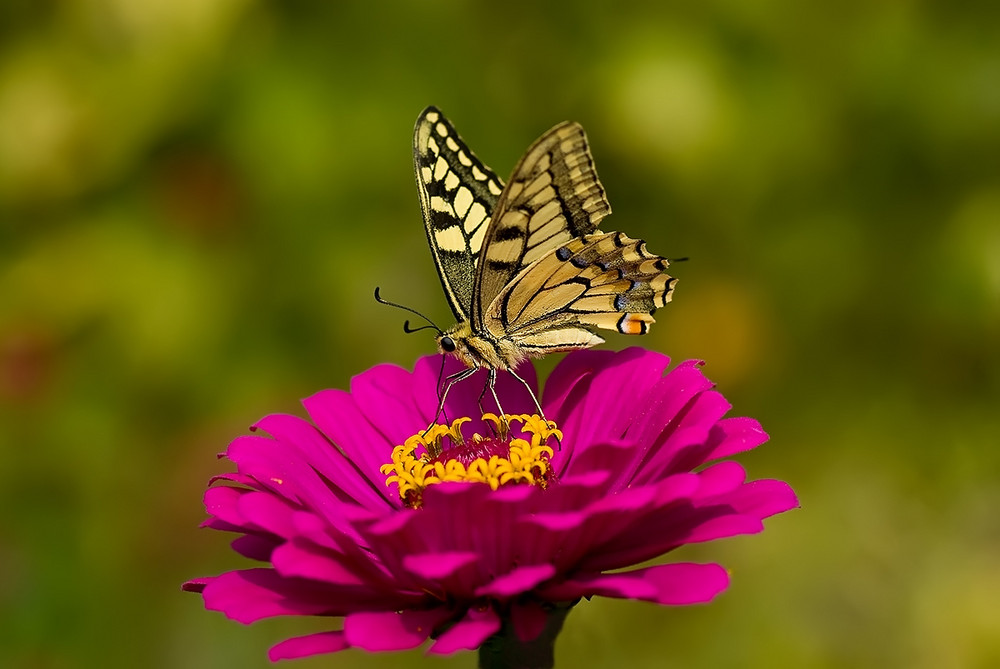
[184,348,797,661]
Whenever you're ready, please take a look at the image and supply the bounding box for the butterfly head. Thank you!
[436,321,473,364]
[438,335,457,354]
[437,321,519,371]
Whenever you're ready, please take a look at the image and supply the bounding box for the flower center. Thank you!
[380,414,561,507]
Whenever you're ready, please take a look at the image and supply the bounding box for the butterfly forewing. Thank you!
[414,107,505,322]
[483,232,676,353]
[471,122,611,330]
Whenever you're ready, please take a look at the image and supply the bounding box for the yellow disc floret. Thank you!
[380,414,559,507]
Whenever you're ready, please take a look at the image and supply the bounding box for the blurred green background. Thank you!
[2,1,998,667]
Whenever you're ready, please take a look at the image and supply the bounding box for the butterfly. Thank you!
[401,106,676,415]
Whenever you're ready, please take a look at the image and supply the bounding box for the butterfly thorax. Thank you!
[436,321,524,371]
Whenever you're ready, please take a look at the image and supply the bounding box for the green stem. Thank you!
[478,605,573,669]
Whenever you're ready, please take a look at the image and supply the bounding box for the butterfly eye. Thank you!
[440,336,456,353]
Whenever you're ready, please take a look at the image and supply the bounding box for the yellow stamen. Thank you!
[380,414,560,507]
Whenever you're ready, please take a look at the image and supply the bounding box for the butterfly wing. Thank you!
[413,107,505,322]
[472,121,611,330]
[483,232,676,355]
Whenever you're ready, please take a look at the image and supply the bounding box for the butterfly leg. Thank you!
[508,369,546,420]
[477,368,508,416]
[426,366,479,435]
[434,355,448,403]
[477,375,491,417]
[484,367,512,436]
[507,369,560,448]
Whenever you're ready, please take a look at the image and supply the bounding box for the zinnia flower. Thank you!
[184,348,797,663]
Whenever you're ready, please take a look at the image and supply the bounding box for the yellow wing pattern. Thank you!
[414,107,505,322]
[484,232,676,356]
[472,122,610,330]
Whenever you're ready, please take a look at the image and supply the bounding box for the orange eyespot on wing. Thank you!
[617,313,652,335]
[483,231,674,349]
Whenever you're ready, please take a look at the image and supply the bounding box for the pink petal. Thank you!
[725,478,800,519]
[417,483,530,572]
[403,551,481,580]
[230,534,278,561]
[575,477,754,572]
[428,605,501,654]
[522,469,609,513]
[350,363,427,446]
[518,476,696,571]
[200,516,244,533]
[625,361,714,448]
[200,569,335,623]
[253,413,378,510]
[541,571,653,601]
[225,428,325,509]
[630,384,728,483]
[474,564,557,599]
[557,440,639,492]
[681,515,764,544]
[651,389,734,473]
[207,471,259,489]
[511,511,592,573]
[344,608,452,651]
[578,510,728,572]
[549,348,671,452]
[693,460,748,498]
[201,567,417,623]
[181,577,209,593]
[580,478,783,570]
[628,360,713,431]
[704,417,769,460]
[582,348,672,439]
[269,630,349,660]
[203,485,250,527]
[523,511,589,533]
[411,355,453,419]
[236,490,299,537]
[271,540,370,587]
[300,387,402,508]
[642,562,730,604]
[541,563,728,605]
[542,349,617,422]
[357,511,427,582]
[494,357,540,414]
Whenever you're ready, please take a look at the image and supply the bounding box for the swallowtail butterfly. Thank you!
[406,107,677,412]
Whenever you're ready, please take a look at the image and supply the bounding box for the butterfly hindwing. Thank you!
[472,121,611,330]
[414,107,505,322]
[483,232,676,354]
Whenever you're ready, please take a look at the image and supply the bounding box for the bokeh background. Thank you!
[2,1,998,667]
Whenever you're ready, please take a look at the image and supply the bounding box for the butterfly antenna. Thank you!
[403,320,439,334]
[671,256,690,263]
[374,287,443,334]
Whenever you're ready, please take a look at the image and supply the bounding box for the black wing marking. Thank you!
[413,106,505,322]
[472,121,610,330]
[484,232,675,349]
